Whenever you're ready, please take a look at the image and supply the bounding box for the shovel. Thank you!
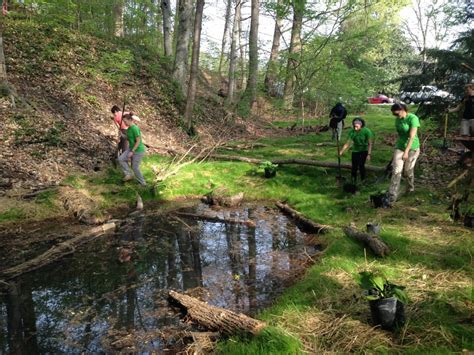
[335,132,345,185]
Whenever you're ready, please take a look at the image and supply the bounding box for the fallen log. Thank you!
[276,202,330,234]
[169,290,266,335]
[209,154,385,172]
[343,226,390,257]
[174,211,256,228]
[0,222,116,280]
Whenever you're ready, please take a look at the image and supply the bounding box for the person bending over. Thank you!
[117,114,146,186]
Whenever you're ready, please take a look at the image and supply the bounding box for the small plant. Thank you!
[355,271,407,330]
[259,161,278,178]
[355,271,408,304]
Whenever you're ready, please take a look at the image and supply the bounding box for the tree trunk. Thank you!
[276,202,329,233]
[227,0,242,104]
[218,0,233,77]
[0,32,7,81]
[242,0,259,109]
[264,0,284,94]
[238,10,246,91]
[114,0,125,37]
[184,0,205,132]
[161,0,173,56]
[343,226,390,257]
[283,0,304,108]
[173,0,193,96]
[169,290,266,335]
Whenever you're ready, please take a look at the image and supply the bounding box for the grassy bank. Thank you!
[2,107,473,353]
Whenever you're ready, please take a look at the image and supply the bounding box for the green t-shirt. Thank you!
[348,127,374,153]
[395,113,420,150]
[126,124,146,153]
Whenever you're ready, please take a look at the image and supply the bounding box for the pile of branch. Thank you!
[276,202,330,234]
[209,154,385,172]
[0,222,116,281]
[169,290,266,336]
[343,226,390,257]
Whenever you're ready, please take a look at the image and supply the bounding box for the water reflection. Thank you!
[0,204,319,353]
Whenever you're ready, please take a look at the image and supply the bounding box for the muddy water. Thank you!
[0,203,321,354]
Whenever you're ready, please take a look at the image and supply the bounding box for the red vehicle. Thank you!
[368,94,394,104]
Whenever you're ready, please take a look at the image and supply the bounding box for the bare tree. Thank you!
[402,0,454,71]
[238,9,246,90]
[264,0,285,95]
[173,0,193,95]
[227,0,242,104]
[114,0,125,37]
[0,33,6,82]
[218,0,233,77]
[161,0,173,56]
[242,0,259,109]
[283,0,304,108]
[184,0,205,132]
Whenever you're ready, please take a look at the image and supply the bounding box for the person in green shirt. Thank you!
[118,113,147,186]
[339,117,374,183]
[388,102,420,204]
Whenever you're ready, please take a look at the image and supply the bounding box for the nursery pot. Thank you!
[464,215,474,228]
[370,193,391,209]
[369,297,405,330]
[367,222,381,235]
[264,168,276,178]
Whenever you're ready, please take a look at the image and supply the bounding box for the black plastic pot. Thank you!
[464,215,473,228]
[264,168,276,178]
[370,193,391,209]
[369,297,405,330]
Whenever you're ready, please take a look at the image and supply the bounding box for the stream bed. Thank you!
[0,202,322,353]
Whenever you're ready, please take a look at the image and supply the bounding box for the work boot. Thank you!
[123,175,134,182]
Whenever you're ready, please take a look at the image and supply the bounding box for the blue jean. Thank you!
[118,149,146,185]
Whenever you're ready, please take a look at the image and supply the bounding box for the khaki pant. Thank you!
[388,148,420,203]
[118,149,146,186]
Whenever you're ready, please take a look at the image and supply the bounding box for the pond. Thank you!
[0,203,322,353]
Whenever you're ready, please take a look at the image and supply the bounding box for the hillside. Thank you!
[0,17,238,190]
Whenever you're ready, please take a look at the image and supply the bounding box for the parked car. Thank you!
[368,94,394,104]
[400,86,454,104]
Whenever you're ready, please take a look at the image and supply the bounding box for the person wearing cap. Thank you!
[339,117,374,183]
[111,105,142,154]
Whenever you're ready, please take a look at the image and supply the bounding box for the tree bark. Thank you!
[343,226,390,257]
[276,202,329,233]
[114,0,125,37]
[218,0,233,77]
[184,0,205,132]
[283,0,304,108]
[238,8,246,91]
[0,33,7,81]
[264,0,284,94]
[242,0,259,109]
[161,0,173,56]
[168,290,266,335]
[173,0,193,96]
[227,0,242,104]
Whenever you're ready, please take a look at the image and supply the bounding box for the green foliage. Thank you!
[45,122,65,147]
[355,271,409,304]
[92,49,134,85]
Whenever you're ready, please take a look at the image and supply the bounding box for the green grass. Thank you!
[3,106,472,353]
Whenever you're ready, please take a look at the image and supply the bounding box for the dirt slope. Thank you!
[0,18,236,190]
